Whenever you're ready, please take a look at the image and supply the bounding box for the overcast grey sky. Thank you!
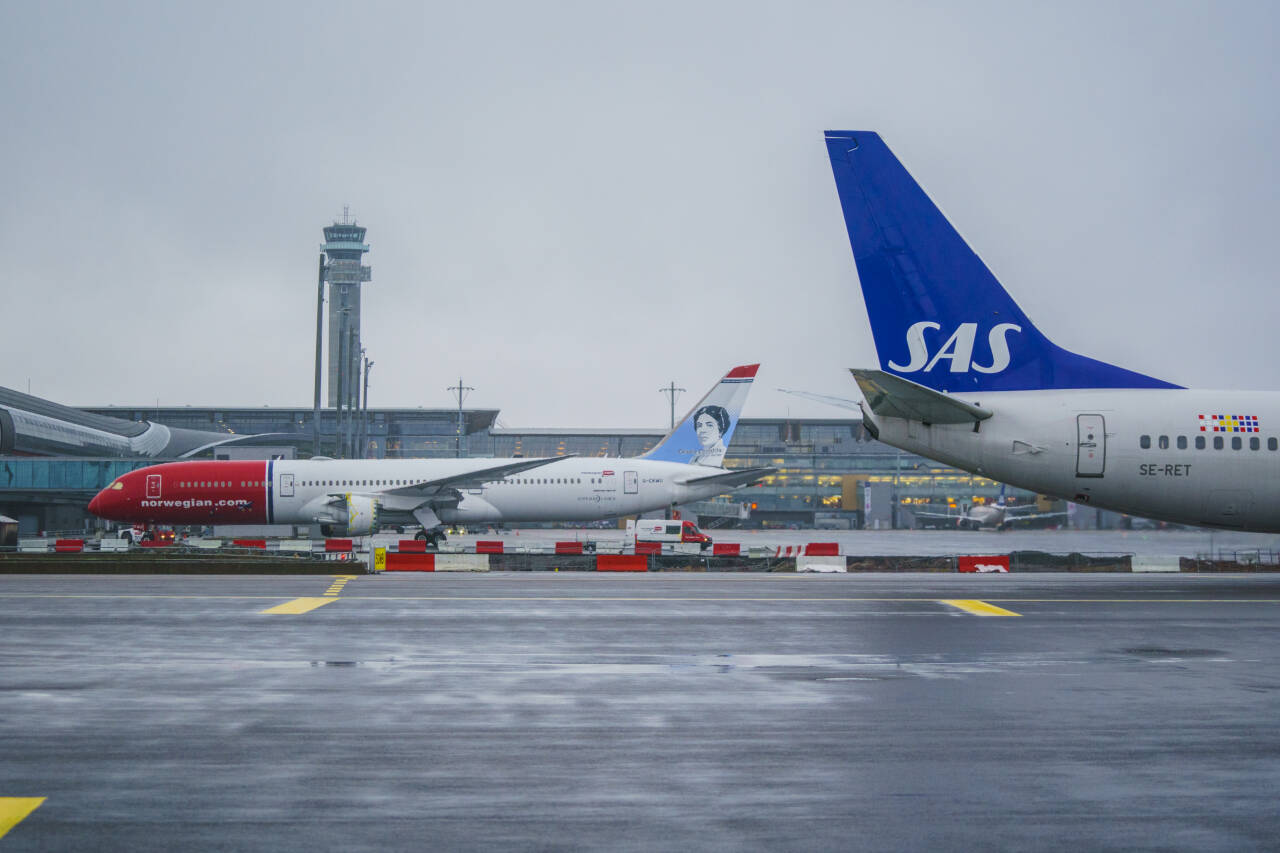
[3,1,1278,429]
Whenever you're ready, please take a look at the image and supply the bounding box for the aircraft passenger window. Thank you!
[1271,438,1279,451]
[1158,436,1168,449]
[1232,436,1242,450]
[1251,437,1260,450]
[1139,435,1151,449]
[1176,436,1187,450]
[1214,436,1224,450]
[1195,436,1206,450]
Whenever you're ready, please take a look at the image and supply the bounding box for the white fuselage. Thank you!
[866,389,1280,532]
[271,457,728,526]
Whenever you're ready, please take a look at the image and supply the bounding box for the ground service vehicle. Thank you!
[628,518,712,550]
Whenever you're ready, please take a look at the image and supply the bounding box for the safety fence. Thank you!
[10,538,1278,573]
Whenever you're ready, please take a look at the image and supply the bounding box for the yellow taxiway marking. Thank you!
[942,599,1022,617]
[0,798,46,839]
[260,597,337,615]
[324,575,358,597]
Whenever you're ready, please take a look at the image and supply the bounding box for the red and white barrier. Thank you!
[957,555,1010,573]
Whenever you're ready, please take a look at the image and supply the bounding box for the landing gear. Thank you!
[414,528,446,549]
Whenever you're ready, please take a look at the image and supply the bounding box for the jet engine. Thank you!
[310,493,382,537]
[344,494,380,536]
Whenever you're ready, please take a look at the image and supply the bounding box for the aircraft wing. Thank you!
[912,510,961,521]
[1003,510,1068,524]
[851,369,992,425]
[383,456,575,496]
[676,466,776,488]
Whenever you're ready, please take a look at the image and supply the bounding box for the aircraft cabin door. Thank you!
[1076,414,1106,478]
[280,474,294,498]
[146,474,162,499]
[624,471,638,495]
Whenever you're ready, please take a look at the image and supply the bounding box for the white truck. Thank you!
[626,518,713,551]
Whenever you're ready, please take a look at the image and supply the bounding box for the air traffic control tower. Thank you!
[322,214,371,408]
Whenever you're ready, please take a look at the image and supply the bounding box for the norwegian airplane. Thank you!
[88,365,772,545]
[824,130,1280,532]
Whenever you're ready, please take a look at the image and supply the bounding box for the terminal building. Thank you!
[0,396,1098,534]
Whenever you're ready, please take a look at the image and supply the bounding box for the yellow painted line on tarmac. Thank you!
[260,597,337,615]
[941,599,1022,617]
[0,797,46,839]
[324,575,358,597]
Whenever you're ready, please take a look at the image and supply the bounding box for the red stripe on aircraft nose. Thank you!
[118,460,271,525]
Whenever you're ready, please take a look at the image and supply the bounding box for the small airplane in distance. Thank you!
[89,365,774,546]
[823,129,1280,532]
[913,485,1066,531]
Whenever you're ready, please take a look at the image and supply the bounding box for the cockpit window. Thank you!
[110,481,124,491]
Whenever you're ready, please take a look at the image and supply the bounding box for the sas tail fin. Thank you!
[641,364,758,467]
[824,131,1179,393]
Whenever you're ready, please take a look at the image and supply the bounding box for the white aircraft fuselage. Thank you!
[88,455,751,531]
[867,389,1280,531]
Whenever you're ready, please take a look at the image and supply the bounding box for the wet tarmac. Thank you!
[2,572,1280,851]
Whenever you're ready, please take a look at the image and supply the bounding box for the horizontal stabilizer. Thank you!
[851,369,991,425]
[676,466,776,488]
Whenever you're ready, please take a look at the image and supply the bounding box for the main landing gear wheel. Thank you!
[414,529,446,549]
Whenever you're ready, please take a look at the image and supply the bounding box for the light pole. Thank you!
[312,253,326,457]
[659,381,686,429]
[361,355,373,459]
[448,378,474,458]
[335,309,349,458]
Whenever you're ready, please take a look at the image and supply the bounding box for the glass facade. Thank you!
[0,458,151,493]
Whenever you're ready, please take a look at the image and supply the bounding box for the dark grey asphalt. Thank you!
[2,572,1280,851]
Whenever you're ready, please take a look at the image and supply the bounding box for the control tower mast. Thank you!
[322,210,371,412]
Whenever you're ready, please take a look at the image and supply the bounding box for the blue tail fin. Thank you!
[824,131,1179,392]
[641,364,758,467]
